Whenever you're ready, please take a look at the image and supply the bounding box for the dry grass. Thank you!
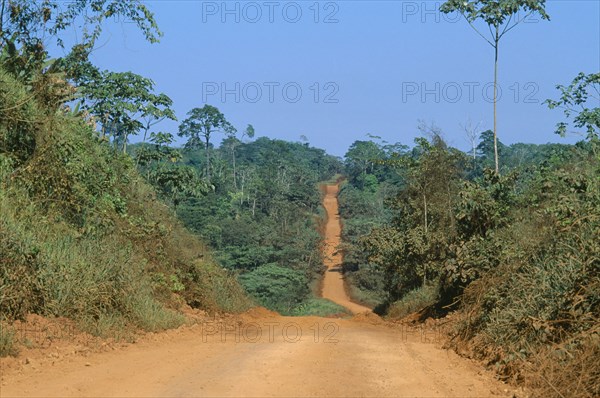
[525,327,600,398]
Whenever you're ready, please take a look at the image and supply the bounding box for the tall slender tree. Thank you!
[440,0,550,174]
[226,124,255,189]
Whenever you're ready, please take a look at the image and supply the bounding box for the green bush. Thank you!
[188,261,253,313]
[344,266,386,308]
[0,213,45,320]
[290,298,350,317]
[239,264,310,314]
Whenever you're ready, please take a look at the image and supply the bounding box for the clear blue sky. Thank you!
[81,0,599,157]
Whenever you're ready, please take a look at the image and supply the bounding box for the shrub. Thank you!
[451,153,599,397]
[188,261,253,313]
[239,264,310,314]
[290,298,350,317]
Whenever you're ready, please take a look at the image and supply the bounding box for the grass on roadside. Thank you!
[386,284,438,320]
[290,298,351,317]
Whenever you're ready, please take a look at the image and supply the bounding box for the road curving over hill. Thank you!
[320,183,373,314]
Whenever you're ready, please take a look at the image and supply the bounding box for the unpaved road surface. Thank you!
[0,314,507,397]
[0,184,508,398]
[321,184,372,314]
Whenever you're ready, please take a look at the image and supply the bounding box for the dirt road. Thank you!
[321,184,372,314]
[0,184,508,398]
[0,315,507,398]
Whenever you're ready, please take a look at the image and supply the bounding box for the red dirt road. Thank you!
[320,184,372,314]
[0,313,508,398]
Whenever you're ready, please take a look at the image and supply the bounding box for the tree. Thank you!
[151,165,208,214]
[440,0,550,174]
[244,124,256,141]
[410,135,463,238]
[461,119,483,162]
[178,105,235,180]
[135,131,182,176]
[78,70,175,153]
[141,132,209,214]
[0,0,161,48]
[0,1,161,85]
[362,133,465,295]
[345,140,383,186]
[545,72,600,141]
[140,99,177,143]
[477,129,508,171]
[224,124,255,190]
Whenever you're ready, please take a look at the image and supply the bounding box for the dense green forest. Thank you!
[0,1,598,397]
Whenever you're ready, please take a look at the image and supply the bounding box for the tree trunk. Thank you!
[423,194,428,235]
[493,30,500,175]
[232,147,237,190]
[423,193,428,286]
[205,135,211,180]
[240,174,245,205]
[101,116,108,139]
[0,0,5,34]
